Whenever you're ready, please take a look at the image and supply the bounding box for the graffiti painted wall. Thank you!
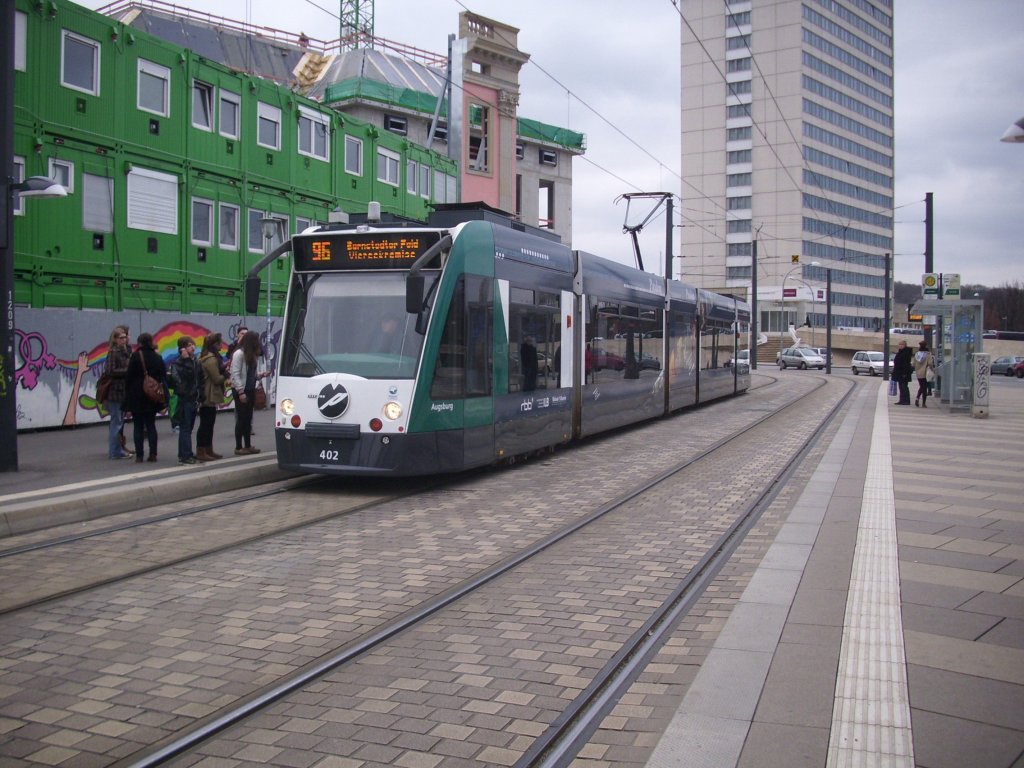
[10,309,280,431]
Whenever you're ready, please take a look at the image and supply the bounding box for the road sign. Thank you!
[922,273,939,300]
[943,273,961,299]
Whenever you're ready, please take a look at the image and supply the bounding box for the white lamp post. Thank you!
[780,263,803,349]
[1,176,69,472]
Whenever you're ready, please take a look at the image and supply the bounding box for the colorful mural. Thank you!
[8,309,280,431]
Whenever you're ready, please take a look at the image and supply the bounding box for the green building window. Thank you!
[257,102,281,151]
[345,136,363,176]
[62,30,99,96]
[377,148,400,187]
[137,59,170,117]
[219,203,239,250]
[219,91,240,139]
[82,174,113,233]
[298,107,329,161]
[193,80,214,131]
[191,198,213,245]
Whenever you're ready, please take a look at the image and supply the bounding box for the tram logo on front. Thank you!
[317,384,350,419]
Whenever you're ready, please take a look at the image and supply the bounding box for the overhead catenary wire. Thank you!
[291,0,730,248]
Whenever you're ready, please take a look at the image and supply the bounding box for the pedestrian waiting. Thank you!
[168,336,201,465]
[196,333,229,462]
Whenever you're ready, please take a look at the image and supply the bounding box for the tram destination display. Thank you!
[293,231,443,272]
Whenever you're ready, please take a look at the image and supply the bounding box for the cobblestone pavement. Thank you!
[0,373,845,767]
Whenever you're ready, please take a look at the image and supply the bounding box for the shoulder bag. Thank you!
[253,382,268,410]
[139,352,166,406]
[96,373,113,403]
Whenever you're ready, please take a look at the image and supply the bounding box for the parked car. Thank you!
[590,348,625,371]
[778,347,825,370]
[638,353,661,370]
[851,350,886,375]
[807,347,831,366]
[992,356,1024,376]
[736,349,750,373]
[1015,360,1024,379]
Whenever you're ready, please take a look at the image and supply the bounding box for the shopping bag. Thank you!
[888,379,897,397]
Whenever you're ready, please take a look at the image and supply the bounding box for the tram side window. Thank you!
[700,317,732,370]
[431,276,493,399]
[669,310,696,376]
[509,287,560,392]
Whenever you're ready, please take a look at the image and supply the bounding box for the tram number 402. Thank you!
[319,450,340,461]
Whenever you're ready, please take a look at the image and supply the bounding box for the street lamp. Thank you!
[780,263,803,350]
[1,176,69,473]
[10,176,69,200]
[259,216,279,341]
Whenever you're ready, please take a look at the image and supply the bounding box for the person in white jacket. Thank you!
[229,330,268,454]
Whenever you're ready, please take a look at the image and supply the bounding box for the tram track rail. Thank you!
[0,374,784,617]
[112,375,850,768]
[0,476,436,615]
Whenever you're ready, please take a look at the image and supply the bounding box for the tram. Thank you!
[246,204,749,476]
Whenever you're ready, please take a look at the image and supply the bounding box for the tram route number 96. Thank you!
[319,450,340,462]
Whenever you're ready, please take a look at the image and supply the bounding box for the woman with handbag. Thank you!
[229,330,267,455]
[124,332,167,463]
[103,325,134,459]
[197,333,229,461]
[913,340,936,408]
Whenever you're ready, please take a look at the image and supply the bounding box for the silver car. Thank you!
[851,350,885,375]
[778,347,825,370]
[992,356,1024,376]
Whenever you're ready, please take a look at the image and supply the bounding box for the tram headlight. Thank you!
[383,401,403,420]
[280,398,295,416]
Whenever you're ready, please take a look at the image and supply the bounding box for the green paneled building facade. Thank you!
[11,0,459,315]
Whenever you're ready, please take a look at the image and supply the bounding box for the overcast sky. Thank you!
[87,0,1024,288]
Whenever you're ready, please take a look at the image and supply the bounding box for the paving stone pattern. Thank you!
[0,375,831,767]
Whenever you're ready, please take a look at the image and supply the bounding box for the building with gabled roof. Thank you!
[99,1,586,243]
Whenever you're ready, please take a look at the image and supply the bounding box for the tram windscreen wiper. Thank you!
[291,337,325,376]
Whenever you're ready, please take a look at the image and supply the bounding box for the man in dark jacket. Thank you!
[168,336,202,464]
[892,339,914,405]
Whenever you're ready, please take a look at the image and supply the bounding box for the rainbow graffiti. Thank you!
[56,321,218,374]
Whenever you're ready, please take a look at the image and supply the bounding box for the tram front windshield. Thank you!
[280,272,429,379]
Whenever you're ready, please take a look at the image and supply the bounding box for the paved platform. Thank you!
[647,378,1024,768]
[0,407,293,537]
[1,378,1022,767]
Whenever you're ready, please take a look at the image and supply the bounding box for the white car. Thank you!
[851,350,886,375]
[778,347,825,370]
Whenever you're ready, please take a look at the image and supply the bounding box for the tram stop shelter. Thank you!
[920,299,985,410]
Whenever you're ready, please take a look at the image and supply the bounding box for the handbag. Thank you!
[139,352,166,406]
[96,372,113,403]
[253,382,267,410]
[887,378,897,397]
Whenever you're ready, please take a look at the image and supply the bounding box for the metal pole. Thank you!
[924,192,933,348]
[750,238,757,371]
[265,234,272,340]
[826,268,832,374]
[665,196,673,281]
[1,0,18,472]
[883,252,892,380]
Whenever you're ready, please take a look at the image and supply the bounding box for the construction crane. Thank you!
[340,0,374,51]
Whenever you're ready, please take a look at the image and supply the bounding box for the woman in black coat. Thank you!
[892,339,914,406]
[124,332,167,462]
